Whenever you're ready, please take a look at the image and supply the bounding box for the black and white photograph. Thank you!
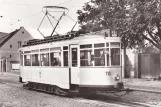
[0,0,161,107]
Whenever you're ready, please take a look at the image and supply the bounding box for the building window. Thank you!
[50,52,61,66]
[18,41,22,48]
[10,45,12,48]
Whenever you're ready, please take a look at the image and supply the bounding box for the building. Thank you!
[0,27,34,72]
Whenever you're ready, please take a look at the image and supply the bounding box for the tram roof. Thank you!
[23,31,121,47]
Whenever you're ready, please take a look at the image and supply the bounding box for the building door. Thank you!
[70,45,79,84]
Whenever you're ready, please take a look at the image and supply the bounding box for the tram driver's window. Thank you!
[94,49,105,66]
[40,53,49,66]
[24,55,31,66]
[50,52,61,66]
[111,48,120,65]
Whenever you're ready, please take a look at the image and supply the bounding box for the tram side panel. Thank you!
[31,67,41,83]
[20,66,32,82]
[20,66,70,89]
[79,67,122,87]
[41,67,70,89]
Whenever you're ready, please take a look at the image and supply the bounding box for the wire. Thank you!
[0,0,75,7]
[57,0,75,6]
[22,11,42,21]
[66,14,77,22]
[0,2,43,7]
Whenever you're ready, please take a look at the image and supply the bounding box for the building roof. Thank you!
[0,29,20,47]
[0,32,8,38]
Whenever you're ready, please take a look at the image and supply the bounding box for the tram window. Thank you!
[20,54,23,66]
[50,47,61,51]
[94,49,105,66]
[106,48,109,66]
[72,48,77,67]
[111,48,120,65]
[24,55,31,66]
[40,48,49,52]
[106,43,109,47]
[110,42,120,47]
[63,51,68,66]
[63,46,68,50]
[94,43,104,48]
[32,54,40,66]
[24,51,31,53]
[80,50,93,66]
[50,52,61,66]
[80,44,92,49]
[40,53,49,66]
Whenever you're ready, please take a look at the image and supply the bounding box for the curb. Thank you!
[0,73,19,77]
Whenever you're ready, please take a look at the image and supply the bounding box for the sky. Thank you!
[0,0,89,38]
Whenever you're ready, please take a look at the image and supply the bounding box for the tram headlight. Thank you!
[115,74,120,81]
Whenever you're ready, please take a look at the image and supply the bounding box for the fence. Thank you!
[138,54,160,78]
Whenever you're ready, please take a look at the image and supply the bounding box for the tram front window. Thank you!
[111,48,120,65]
[94,49,105,66]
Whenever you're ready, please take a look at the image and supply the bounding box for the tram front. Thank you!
[79,37,124,92]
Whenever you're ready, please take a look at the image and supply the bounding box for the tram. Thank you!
[19,6,125,96]
[19,30,124,96]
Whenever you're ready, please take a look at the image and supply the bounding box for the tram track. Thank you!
[0,80,153,107]
[84,93,151,107]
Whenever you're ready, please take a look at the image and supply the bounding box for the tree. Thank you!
[77,0,161,50]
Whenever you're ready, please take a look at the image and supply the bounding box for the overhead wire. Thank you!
[0,0,78,34]
[0,0,76,21]
[0,0,75,7]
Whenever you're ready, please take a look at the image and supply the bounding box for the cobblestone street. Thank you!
[0,72,161,107]
[0,83,123,107]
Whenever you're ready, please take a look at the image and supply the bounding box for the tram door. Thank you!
[70,45,80,84]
